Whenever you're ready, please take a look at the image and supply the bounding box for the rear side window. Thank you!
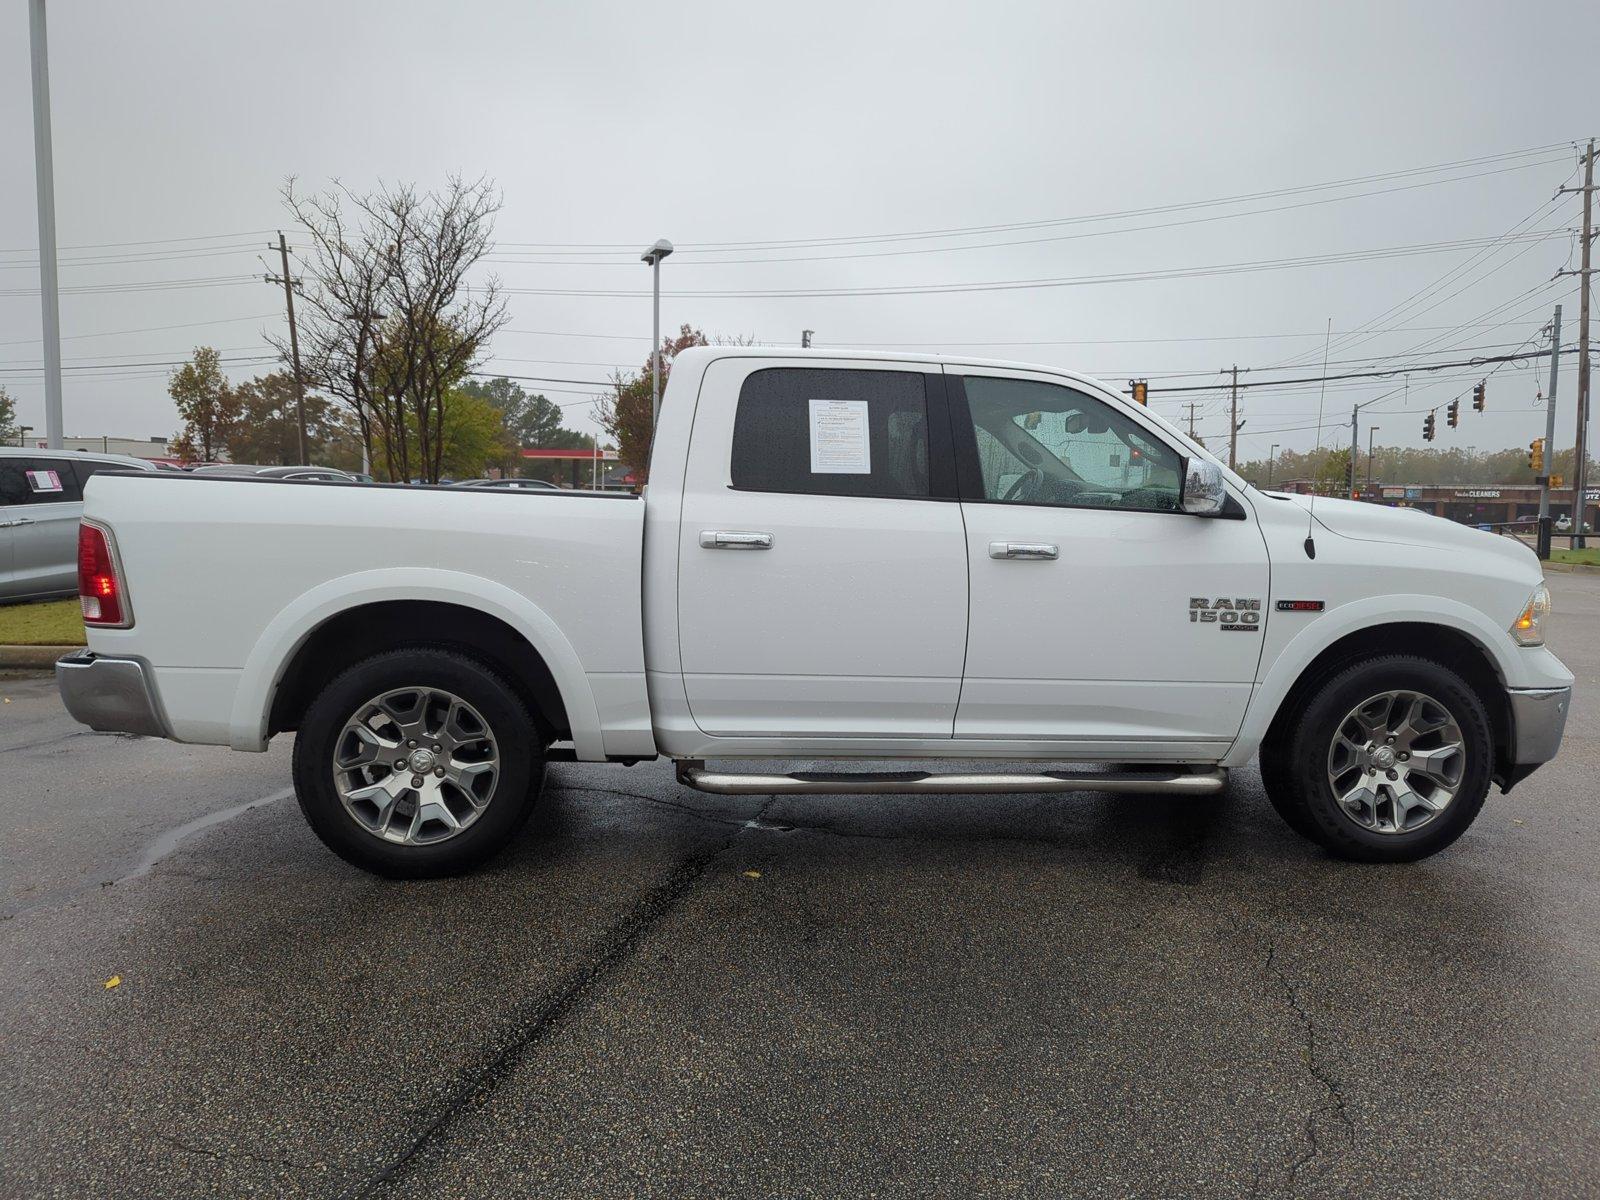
[730,367,930,499]
[0,458,84,505]
[67,459,133,494]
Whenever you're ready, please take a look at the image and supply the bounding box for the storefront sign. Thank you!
[1458,489,1501,499]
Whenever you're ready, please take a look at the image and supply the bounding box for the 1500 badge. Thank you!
[1190,597,1262,631]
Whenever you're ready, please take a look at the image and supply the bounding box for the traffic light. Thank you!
[1447,399,1460,428]
[1529,438,1545,473]
[1472,381,1486,412]
[1129,379,1149,405]
[1423,412,1436,441]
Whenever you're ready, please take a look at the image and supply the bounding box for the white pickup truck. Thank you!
[57,348,1572,876]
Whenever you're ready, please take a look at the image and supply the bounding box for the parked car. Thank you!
[190,464,356,482]
[56,348,1572,877]
[0,446,159,603]
[449,477,561,490]
[1554,516,1592,534]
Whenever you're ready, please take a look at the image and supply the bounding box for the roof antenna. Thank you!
[1305,317,1332,559]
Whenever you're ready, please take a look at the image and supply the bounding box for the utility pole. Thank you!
[1184,401,1200,439]
[1226,365,1243,469]
[1538,305,1562,559]
[801,329,813,349]
[1268,443,1279,486]
[1366,426,1380,493]
[1559,139,1595,548]
[1347,395,1386,500]
[268,232,308,464]
[29,0,63,449]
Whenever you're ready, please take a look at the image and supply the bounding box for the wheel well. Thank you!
[1263,622,1510,775]
[267,600,571,741]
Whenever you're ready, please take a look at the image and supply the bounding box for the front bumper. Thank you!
[1509,686,1571,764]
[1496,685,1572,791]
[55,651,172,738]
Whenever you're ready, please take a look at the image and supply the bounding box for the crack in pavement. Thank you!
[1260,928,1355,1193]
[149,1130,348,1176]
[338,795,778,1198]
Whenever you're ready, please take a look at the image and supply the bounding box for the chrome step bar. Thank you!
[675,761,1225,797]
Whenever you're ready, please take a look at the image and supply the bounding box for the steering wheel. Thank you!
[1001,468,1044,503]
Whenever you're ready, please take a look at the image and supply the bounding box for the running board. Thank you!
[675,761,1226,797]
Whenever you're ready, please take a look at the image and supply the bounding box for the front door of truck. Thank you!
[948,368,1270,756]
[676,358,968,738]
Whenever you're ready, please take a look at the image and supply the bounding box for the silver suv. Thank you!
[0,447,158,603]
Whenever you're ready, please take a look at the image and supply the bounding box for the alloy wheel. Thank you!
[331,686,501,845]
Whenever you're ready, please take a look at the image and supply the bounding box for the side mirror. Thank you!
[1180,457,1226,516]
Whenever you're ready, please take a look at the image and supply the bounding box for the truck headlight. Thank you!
[1510,584,1551,647]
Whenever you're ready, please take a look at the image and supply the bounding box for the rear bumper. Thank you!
[55,651,172,738]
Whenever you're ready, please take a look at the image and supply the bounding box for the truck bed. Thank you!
[80,475,649,759]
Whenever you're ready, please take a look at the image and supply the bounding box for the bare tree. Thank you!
[277,176,508,482]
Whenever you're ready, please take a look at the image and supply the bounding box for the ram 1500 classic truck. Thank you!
[56,348,1573,876]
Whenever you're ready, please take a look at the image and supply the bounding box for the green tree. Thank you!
[460,376,600,479]
[0,385,17,445]
[459,377,564,447]
[1315,447,1353,494]
[168,347,240,462]
[393,388,513,481]
[224,371,365,470]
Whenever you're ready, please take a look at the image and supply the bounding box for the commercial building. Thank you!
[1276,480,1600,528]
[13,433,178,464]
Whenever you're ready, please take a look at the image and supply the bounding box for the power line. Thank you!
[496,142,1581,251]
[485,158,1575,268]
[1136,346,1581,395]
[0,312,280,348]
[0,228,279,256]
[0,273,257,297]
[487,230,1572,300]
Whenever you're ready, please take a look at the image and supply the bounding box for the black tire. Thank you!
[291,648,544,878]
[1267,654,1493,863]
[1259,735,1318,840]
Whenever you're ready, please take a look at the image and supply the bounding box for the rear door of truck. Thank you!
[674,357,968,738]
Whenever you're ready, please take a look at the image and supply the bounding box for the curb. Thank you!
[0,644,80,673]
[1542,562,1600,575]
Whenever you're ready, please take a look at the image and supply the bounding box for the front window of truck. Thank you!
[962,375,1183,513]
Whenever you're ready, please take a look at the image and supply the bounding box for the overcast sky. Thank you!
[1,0,1595,463]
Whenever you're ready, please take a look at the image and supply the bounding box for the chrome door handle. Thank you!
[700,530,773,550]
[1,518,34,528]
[989,541,1058,560]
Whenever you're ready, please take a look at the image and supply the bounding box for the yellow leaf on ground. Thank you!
[104,975,121,990]
[742,870,762,879]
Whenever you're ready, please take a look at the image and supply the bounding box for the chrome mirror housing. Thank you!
[1181,457,1226,516]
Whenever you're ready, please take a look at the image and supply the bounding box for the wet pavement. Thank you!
[3,574,1597,1198]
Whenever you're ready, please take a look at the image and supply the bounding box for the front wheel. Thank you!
[1267,654,1493,863]
[291,648,543,878]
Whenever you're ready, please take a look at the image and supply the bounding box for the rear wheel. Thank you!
[291,648,543,877]
[1265,655,1492,862]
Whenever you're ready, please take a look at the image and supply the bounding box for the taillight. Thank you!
[78,521,130,627]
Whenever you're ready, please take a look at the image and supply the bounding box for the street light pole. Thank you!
[640,239,674,431]
[29,0,63,450]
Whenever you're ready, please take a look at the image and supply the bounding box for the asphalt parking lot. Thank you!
[3,575,1597,1199]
